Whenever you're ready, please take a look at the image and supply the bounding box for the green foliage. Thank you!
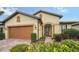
[0,11,4,15]
[0,32,5,40]
[63,29,79,39]
[61,39,79,52]
[10,40,79,52]
[54,34,69,42]
[31,33,37,42]
[54,34,63,42]
[10,44,29,52]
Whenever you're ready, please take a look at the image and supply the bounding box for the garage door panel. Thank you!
[8,26,33,39]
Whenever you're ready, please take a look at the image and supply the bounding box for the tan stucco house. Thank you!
[0,10,79,40]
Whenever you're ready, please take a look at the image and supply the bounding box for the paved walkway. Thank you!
[0,39,31,52]
[45,37,53,43]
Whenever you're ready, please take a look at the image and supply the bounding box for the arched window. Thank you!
[39,14,42,18]
[17,16,20,22]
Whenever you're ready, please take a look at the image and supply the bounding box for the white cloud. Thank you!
[0,7,17,15]
[55,7,68,13]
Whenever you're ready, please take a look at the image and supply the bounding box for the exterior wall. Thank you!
[54,25,61,34]
[36,13,60,24]
[61,24,72,30]
[67,24,72,29]
[35,12,61,38]
[38,23,42,38]
[72,25,79,30]
[4,14,39,39]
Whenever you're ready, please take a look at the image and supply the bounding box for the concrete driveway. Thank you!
[0,39,31,52]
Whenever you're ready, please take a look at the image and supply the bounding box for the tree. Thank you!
[0,11,4,15]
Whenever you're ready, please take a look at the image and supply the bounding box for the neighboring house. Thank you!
[60,21,78,32]
[0,10,79,40]
[71,22,79,30]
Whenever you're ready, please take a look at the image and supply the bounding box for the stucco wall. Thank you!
[54,25,61,34]
[61,24,72,30]
[72,25,79,31]
[35,12,61,38]
[38,23,42,38]
[4,14,39,39]
[67,24,72,29]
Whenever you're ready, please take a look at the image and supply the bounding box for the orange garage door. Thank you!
[8,26,33,40]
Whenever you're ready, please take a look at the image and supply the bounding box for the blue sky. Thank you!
[0,7,79,21]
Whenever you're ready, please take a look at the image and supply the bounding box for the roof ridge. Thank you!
[33,10,63,18]
[13,10,40,18]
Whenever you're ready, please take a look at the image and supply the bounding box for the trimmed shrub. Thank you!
[54,34,63,42]
[76,36,79,39]
[31,33,37,42]
[61,34,69,39]
[0,32,5,40]
[10,44,28,52]
[63,29,79,39]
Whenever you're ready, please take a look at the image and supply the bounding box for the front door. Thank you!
[44,24,52,37]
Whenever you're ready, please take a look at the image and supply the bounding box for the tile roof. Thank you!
[34,10,63,18]
[2,11,40,23]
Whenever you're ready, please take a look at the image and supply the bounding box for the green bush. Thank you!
[10,39,79,52]
[54,34,63,42]
[54,34,69,42]
[63,29,79,39]
[31,33,37,42]
[10,44,28,52]
[0,32,5,40]
[61,34,69,39]
[61,39,79,52]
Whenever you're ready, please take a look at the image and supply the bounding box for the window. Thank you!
[39,14,42,17]
[61,24,68,32]
[17,16,20,22]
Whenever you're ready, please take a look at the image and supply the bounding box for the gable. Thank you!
[3,11,40,23]
[34,12,60,24]
[5,13,38,26]
[34,10,63,18]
